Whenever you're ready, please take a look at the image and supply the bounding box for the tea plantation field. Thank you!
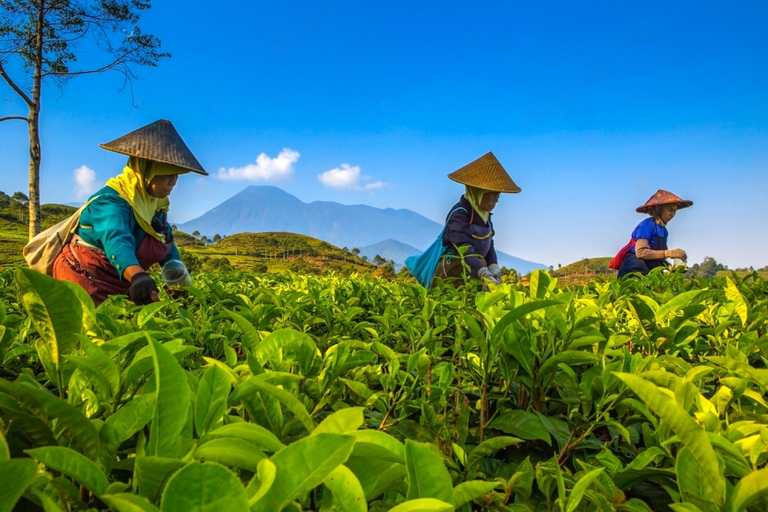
[1,267,768,511]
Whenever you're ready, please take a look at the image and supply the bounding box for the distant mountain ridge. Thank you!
[178,186,546,273]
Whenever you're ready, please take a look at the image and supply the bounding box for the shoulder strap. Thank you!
[444,206,468,224]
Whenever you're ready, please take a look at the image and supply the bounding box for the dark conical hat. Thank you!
[636,189,693,213]
[447,152,521,193]
[100,119,208,175]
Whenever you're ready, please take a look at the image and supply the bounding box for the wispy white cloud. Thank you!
[217,148,300,181]
[74,165,97,198]
[318,163,386,191]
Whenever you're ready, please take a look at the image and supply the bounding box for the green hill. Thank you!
[551,257,614,286]
[0,198,376,277]
[0,198,77,267]
[178,232,376,275]
[555,257,613,275]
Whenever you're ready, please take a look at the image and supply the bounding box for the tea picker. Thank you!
[406,152,521,288]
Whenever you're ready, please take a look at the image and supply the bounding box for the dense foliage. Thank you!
[1,267,768,511]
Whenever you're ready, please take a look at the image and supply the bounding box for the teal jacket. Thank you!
[75,186,180,278]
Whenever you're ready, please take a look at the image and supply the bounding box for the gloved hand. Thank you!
[128,272,159,305]
[477,266,500,285]
[488,263,502,280]
[666,248,687,261]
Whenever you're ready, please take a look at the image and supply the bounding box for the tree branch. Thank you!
[0,61,33,107]
[0,116,29,123]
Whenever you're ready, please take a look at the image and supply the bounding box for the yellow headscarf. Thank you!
[463,185,492,223]
[105,157,188,242]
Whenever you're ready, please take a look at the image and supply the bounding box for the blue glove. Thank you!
[477,266,500,285]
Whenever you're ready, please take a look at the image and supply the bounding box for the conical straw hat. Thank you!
[100,119,208,175]
[636,189,693,213]
[447,152,521,193]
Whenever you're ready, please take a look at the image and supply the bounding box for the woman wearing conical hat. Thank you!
[432,152,521,287]
[610,190,692,279]
[52,119,207,306]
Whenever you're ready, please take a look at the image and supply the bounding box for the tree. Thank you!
[192,230,201,239]
[0,0,169,238]
[11,191,28,206]
[351,248,360,257]
[213,234,221,243]
[372,254,386,266]
[697,256,724,279]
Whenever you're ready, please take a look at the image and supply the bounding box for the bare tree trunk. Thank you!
[27,0,45,238]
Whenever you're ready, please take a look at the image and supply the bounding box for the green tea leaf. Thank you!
[724,278,748,327]
[676,447,718,505]
[26,446,108,496]
[730,466,768,512]
[615,373,725,505]
[135,456,185,502]
[247,458,276,504]
[251,433,355,512]
[193,438,266,472]
[405,440,454,505]
[391,499,454,512]
[538,351,599,381]
[0,432,8,461]
[0,379,100,460]
[323,464,367,512]
[256,328,316,367]
[223,310,261,352]
[488,410,551,444]
[205,422,285,453]
[466,436,522,469]
[453,481,500,508]
[491,300,561,340]
[314,407,364,435]
[566,467,604,512]
[147,338,190,458]
[15,268,84,389]
[0,459,38,512]
[246,380,315,434]
[160,461,249,511]
[195,365,231,437]
[79,336,120,397]
[348,430,405,461]
[101,493,160,512]
[656,290,703,322]
[101,393,155,451]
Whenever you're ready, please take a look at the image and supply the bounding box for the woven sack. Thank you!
[406,207,467,288]
[23,196,99,275]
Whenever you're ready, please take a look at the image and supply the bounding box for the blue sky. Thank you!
[2,1,767,268]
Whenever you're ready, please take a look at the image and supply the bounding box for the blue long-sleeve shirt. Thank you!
[441,196,498,275]
[75,186,180,278]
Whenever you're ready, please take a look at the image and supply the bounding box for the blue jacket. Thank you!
[75,186,180,278]
[441,196,498,275]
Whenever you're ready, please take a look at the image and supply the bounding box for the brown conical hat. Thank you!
[447,152,521,193]
[100,119,208,175]
[636,189,693,213]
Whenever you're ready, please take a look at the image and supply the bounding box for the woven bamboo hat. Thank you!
[447,152,521,193]
[636,189,693,214]
[100,119,208,175]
